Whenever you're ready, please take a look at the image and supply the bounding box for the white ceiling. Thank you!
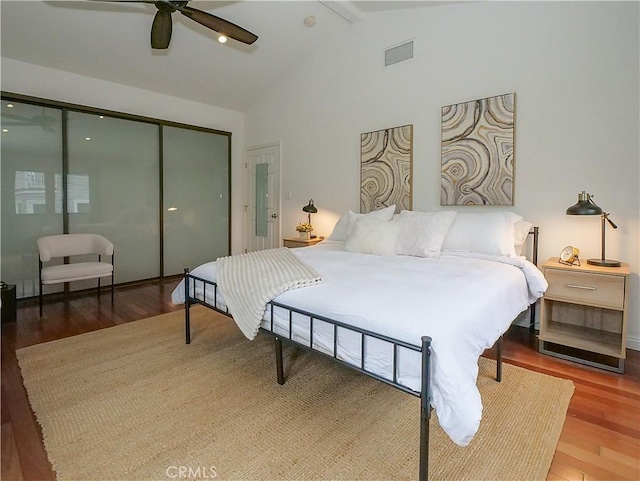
[1,1,458,112]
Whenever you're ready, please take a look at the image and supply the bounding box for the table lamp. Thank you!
[302,199,318,238]
[566,191,620,267]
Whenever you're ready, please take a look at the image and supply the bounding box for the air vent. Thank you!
[384,40,414,68]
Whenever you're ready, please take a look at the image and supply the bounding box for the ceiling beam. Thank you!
[317,1,363,23]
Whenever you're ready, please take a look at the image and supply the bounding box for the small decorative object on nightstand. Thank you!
[295,223,313,239]
[283,237,323,249]
[538,257,630,373]
[559,245,580,266]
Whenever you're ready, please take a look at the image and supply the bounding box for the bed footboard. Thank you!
[185,271,514,480]
[180,266,521,480]
[184,268,438,481]
[179,227,540,480]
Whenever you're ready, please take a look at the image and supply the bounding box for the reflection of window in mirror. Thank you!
[14,171,45,214]
[14,171,90,214]
[55,174,63,214]
[67,174,90,213]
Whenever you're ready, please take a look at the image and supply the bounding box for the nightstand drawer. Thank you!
[545,269,625,310]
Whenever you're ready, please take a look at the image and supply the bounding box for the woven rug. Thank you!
[17,306,574,481]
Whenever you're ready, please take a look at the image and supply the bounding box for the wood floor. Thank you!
[2,280,639,481]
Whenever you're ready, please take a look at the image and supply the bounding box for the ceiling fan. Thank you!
[2,108,58,132]
[99,1,258,49]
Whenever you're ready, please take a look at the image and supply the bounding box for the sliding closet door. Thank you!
[163,126,230,276]
[2,96,232,298]
[67,112,160,285]
[1,102,63,297]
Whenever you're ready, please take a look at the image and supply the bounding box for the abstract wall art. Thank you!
[360,124,413,214]
[441,93,515,205]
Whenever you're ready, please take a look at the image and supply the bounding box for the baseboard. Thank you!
[626,335,640,352]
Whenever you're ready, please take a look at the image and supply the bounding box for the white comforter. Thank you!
[171,240,547,447]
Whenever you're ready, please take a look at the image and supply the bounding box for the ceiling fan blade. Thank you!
[151,10,173,49]
[177,6,258,45]
[2,112,32,122]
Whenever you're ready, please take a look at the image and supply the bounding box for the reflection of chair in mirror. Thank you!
[37,234,114,316]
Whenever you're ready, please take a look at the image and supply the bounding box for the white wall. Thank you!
[244,2,640,348]
[0,58,246,254]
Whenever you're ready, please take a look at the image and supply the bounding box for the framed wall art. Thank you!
[441,92,515,206]
[360,124,413,214]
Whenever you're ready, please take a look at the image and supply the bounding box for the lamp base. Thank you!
[587,258,621,267]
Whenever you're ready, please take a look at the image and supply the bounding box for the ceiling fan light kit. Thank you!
[98,0,258,50]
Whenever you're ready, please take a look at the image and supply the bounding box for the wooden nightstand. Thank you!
[539,257,630,373]
[282,237,323,248]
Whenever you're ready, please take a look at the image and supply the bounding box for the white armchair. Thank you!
[37,234,115,316]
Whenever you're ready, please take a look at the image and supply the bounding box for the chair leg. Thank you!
[111,253,115,304]
[39,260,43,317]
[98,278,101,299]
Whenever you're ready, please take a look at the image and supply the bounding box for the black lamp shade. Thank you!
[565,191,620,267]
[302,200,317,214]
[566,191,603,215]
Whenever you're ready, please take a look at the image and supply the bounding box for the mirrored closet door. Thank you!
[1,102,63,298]
[163,126,230,276]
[1,96,231,299]
[67,112,160,285]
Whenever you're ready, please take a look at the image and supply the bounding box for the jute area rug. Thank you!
[18,306,574,481]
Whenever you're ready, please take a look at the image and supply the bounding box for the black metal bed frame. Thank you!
[182,227,539,481]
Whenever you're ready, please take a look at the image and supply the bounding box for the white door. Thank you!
[244,144,281,253]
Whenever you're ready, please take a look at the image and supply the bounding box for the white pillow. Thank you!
[328,205,396,241]
[345,216,398,255]
[513,220,534,256]
[395,210,458,257]
[328,214,349,241]
[441,212,523,256]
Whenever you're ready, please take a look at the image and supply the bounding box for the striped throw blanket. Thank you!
[216,247,323,340]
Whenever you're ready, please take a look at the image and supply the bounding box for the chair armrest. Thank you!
[93,235,114,256]
[37,238,53,262]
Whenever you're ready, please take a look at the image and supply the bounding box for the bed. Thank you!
[171,209,547,481]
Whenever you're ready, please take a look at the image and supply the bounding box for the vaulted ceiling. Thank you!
[1,1,457,112]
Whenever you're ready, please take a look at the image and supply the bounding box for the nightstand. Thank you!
[539,257,630,373]
[282,237,323,248]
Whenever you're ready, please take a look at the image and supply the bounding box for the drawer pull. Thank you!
[566,284,597,290]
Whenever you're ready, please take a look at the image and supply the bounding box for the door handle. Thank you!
[271,213,278,219]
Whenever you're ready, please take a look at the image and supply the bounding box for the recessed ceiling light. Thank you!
[167,207,178,211]
[99,115,104,119]
[304,16,316,27]
[2,129,8,133]
[218,35,228,44]
[85,137,91,141]
[6,104,14,108]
